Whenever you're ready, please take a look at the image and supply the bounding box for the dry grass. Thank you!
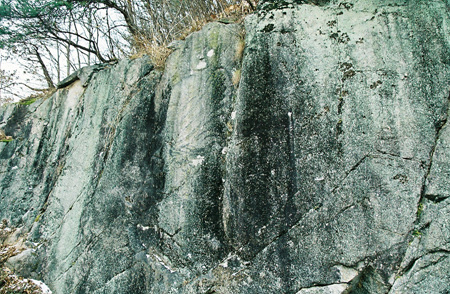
[235,38,246,62]
[177,18,209,41]
[232,69,241,87]
[0,221,44,294]
[130,1,257,69]
[130,35,173,70]
[222,1,256,19]
[143,44,173,70]
[0,268,44,294]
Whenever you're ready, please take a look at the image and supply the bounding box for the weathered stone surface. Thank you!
[56,64,111,89]
[0,1,449,293]
[425,118,450,201]
[5,248,40,279]
[218,2,449,293]
[1,56,163,293]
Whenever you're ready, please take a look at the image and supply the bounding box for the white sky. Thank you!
[1,50,42,102]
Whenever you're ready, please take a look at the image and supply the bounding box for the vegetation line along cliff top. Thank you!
[0,0,257,104]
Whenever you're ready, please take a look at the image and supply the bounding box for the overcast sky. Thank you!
[1,49,47,102]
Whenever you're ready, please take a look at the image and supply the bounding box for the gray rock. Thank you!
[425,114,450,202]
[389,252,450,294]
[56,63,110,88]
[6,248,40,279]
[0,1,449,293]
[296,284,348,294]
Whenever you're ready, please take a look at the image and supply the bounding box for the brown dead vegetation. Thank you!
[0,130,12,142]
[0,221,44,294]
[132,0,257,69]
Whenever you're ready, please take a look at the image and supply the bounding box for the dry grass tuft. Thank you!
[129,1,257,69]
[235,39,246,62]
[178,18,209,41]
[220,1,256,21]
[146,45,173,70]
[131,35,173,70]
[232,69,242,87]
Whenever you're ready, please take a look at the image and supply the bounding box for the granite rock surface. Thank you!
[0,1,449,293]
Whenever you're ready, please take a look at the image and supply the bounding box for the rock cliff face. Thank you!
[1,1,449,293]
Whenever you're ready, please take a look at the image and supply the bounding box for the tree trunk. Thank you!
[33,47,55,89]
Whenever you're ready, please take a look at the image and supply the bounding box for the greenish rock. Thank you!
[56,63,111,88]
[0,1,449,293]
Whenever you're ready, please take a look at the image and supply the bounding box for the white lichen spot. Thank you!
[288,111,292,118]
[196,61,207,70]
[11,166,18,170]
[314,176,325,181]
[207,49,215,57]
[231,111,236,120]
[271,169,276,176]
[137,224,150,231]
[222,147,228,155]
[192,155,205,166]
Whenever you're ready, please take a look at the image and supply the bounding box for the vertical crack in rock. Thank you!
[393,91,450,290]
[418,91,449,209]
[422,91,450,204]
[398,249,450,279]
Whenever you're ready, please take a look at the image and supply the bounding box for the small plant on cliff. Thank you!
[412,229,422,238]
[16,88,55,107]
[416,202,424,217]
[18,98,37,106]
